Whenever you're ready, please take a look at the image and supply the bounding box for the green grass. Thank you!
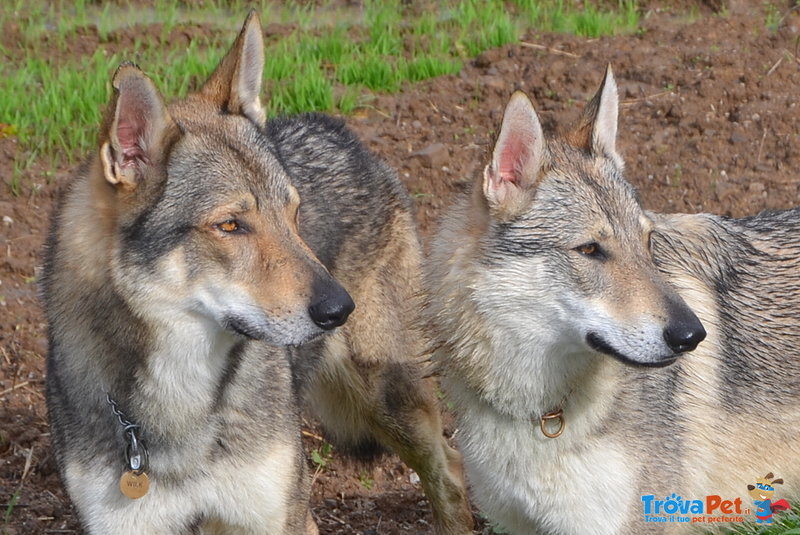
[358,470,375,490]
[0,0,641,191]
[720,509,800,534]
[310,441,334,471]
[2,489,21,534]
[513,0,640,38]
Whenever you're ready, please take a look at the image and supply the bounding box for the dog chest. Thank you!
[452,384,636,534]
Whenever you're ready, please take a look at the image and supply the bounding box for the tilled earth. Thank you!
[2,3,800,533]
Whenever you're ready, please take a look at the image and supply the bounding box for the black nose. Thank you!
[308,282,355,331]
[663,313,706,354]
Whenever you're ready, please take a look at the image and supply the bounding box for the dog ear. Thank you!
[567,65,623,169]
[483,91,546,210]
[100,62,177,190]
[765,472,774,480]
[200,9,266,126]
[747,485,755,490]
[772,478,783,485]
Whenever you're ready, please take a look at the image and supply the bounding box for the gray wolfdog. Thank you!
[425,67,799,534]
[42,11,471,534]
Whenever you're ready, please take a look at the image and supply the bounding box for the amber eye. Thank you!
[217,220,240,233]
[576,242,602,258]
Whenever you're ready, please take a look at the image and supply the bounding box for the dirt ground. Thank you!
[2,2,800,533]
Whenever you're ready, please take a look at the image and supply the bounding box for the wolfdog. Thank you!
[42,11,471,534]
[425,67,799,534]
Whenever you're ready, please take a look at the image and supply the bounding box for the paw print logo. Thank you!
[662,493,684,514]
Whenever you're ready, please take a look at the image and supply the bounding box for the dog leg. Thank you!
[305,511,319,535]
[300,218,472,533]
[307,353,473,535]
[370,363,474,535]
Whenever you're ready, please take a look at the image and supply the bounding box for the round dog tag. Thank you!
[119,470,150,499]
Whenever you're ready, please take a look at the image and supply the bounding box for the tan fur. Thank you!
[306,206,473,533]
[426,68,800,534]
[45,11,471,535]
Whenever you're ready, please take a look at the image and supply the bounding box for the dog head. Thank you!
[473,67,705,367]
[748,473,783,501]
[93,11,353,346]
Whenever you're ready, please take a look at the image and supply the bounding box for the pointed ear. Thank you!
[567,65,623,168]
[200,10,266,126]
[765,472,774,480]
[100,62,177,190]
[772,479,783,485]
[483,91,546,210]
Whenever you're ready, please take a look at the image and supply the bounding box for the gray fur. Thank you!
[426,69,800,534]
[43,11,471,535]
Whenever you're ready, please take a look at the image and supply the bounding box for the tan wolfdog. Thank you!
[43,11,471,535]
[425,67,799,534]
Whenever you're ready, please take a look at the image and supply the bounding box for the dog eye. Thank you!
[217,220,241,233]
[576,242,602,258]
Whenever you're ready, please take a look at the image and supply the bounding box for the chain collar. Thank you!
[106,393,149,474]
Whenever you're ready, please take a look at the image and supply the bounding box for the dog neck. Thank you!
[129,315,240,443]
[444,323,622,436]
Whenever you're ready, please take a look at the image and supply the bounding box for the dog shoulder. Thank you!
[267,113,417,275]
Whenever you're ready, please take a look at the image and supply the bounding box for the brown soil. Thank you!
[2,3,800,534]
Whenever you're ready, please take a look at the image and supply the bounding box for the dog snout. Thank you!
[663,310,706,354]
[308,279,355,330]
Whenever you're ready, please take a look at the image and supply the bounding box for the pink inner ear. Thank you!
[497,137,529,185]
[116,119,145,167]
